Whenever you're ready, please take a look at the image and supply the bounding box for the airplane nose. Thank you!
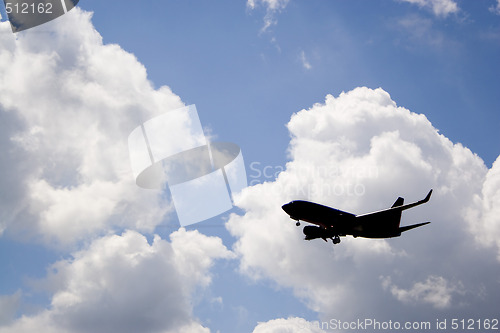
[282,202,292,214]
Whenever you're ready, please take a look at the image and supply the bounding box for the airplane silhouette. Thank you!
[282,190,432,245]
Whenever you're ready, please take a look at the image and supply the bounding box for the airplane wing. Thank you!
[356,189,432,219]
[353,190,432,234]
[396,189,432,211]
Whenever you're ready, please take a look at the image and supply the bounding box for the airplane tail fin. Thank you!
[391,197,404,208]
[388,197,405,229]
[399,222,430,233]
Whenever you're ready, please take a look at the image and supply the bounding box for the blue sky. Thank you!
[79,0,500,166]
[0,1,499,332]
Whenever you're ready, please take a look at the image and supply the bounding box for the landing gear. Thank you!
[332,236,341,244]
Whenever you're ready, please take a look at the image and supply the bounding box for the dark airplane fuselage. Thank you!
[282,191,432,243]
[282,200,351,234]
[282,200,400,238]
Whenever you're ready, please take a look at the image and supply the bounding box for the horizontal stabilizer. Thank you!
[399,222,430,233]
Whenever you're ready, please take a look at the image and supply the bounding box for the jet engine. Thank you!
[303,226,336,240]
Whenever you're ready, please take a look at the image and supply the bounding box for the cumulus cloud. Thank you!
[0,7,245,333]
[399,0,459,17]
[227,87,500,322]
[252,317,326,333]
[0,229,232,333]
[467,157,500,260]
[0,9,192,246]
[247,0,290,32]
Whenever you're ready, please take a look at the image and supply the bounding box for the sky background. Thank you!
[0,1,499,332]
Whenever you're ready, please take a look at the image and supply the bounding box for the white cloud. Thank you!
[247,0,289,11]
[489,0,500,15]
[0,291,21,326]
[0,9,192,246]
[252,317,326,333]
[397,16,442,46]
[0,8,240,333]
[227,87,500,322]
[299,51,312,70]
[381,275,464,309]
[467,156,500,260]
[0,229,231,333]
[399,0,459,17]
[247,0,290,32]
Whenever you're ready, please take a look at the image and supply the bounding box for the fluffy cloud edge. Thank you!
[252,317,327,333]
[227,86,499,322]
[0,8,190,247]
[0,229,232,333]
[398,0,459,17]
